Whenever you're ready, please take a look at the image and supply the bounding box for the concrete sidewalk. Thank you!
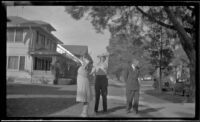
[47,83,195,118]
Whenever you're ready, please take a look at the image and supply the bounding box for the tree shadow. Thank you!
[106,105,126,113]
[7,97,78,117]
[145,89,193,103]
[138,107,165,118]
[108,83,125,88]
[139,107,165,115]
[174,111,195,118]
[7,83,76,95]
[97,104,148,115]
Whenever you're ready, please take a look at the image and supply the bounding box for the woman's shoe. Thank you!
[80,113,88,117]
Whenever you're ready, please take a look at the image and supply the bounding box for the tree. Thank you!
[65,6,197,100]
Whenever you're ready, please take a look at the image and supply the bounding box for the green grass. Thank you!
[7,84,76,95]
[6,83,77,117]
[7,97,77,117]
[145,89,193,103]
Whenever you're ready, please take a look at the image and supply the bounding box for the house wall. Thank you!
[7,27,61,84]
[7,28,34,82]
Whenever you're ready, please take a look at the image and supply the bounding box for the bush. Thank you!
[7,77,15,83]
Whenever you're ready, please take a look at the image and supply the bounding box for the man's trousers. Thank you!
[94,75,108,112]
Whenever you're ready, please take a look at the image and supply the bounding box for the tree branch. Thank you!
[135,6,193,34]
[186,6,194,11]
[164,6,194,60]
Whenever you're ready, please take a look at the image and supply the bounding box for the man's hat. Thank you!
[132,58,139,66]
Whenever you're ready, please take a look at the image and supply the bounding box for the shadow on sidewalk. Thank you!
[174,111,195,117]
[108,83,125,88]
[106,105,126,113]
[139,107,165,114]
[144,89,193,103]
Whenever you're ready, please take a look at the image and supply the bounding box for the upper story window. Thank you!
[51,42,55,51]
[45,39,49,49]
[36,31,45,49]
[15,29,23,42]
[7,29,15,42]
[7,29,23,43]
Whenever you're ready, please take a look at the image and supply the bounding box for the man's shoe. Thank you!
[133,109,138,114]
[80,113,88,117]
[126,110,131,114]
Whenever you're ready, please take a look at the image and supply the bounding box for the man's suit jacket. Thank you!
[123,65,140,91]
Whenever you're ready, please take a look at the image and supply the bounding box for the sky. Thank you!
[7,6,110,64]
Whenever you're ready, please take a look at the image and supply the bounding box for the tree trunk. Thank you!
[189,50,196,101]
[164,7,196,101]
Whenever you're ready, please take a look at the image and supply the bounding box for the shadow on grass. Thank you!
[139,107,164,114]
[7,84,76,95]
[95,105,164,118]
[174,111,195,118]
[7,97,77,117]
[108,83,125,88]
[145,89,193,103]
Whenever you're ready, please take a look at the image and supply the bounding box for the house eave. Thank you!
[7,25,63,44]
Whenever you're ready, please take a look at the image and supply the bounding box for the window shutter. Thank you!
[19,56,25,70]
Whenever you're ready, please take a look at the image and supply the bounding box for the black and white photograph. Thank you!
[2,1,199,121]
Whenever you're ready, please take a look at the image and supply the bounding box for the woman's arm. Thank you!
[90,66,96,75]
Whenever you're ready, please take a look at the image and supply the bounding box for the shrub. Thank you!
[7,76,15,83]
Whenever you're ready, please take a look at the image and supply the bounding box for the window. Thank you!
[15,29,23,42]
[36,32,45,49]
[7,29,15,42]
[19,56,25,70]
[45,39,49,49]
[54,44,57,50]
[51,42,55,51]
[7,56,26,70]
[41,35,45,48]
[8,56,18,69]
[36,32,39,44]
[34,57,52,71]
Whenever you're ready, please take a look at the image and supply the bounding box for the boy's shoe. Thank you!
[126,109,131,114]
[133,109,139,114]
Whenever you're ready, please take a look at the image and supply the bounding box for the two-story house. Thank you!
[6,16,76,84]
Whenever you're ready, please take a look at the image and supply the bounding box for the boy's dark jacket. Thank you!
[123,65,140,90]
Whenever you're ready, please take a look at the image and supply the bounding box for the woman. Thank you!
[76,56,93,117]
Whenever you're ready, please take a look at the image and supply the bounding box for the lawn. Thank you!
[7,83,76,95]
[6,83,77,117]
[145,89,193,103]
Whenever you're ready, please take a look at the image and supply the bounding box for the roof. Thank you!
[7,16,63,44]
[7,16,56,31]
[62,45,88,56]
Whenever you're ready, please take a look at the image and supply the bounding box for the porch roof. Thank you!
[29,49,61,56]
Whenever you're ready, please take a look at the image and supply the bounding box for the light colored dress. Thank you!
[76,65,92,102]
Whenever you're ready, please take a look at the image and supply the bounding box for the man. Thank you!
[123,59,140,114]
[90,53,108,113]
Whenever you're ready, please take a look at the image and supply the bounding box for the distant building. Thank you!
[62,45,88,58]
[6,16,77,84]
[61,45,90,83]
